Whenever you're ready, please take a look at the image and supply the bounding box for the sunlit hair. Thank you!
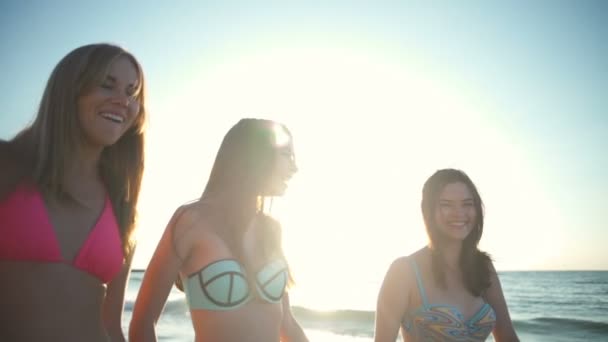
[9,43,146,258]
[175,119,293,291]
[421,168,492,296]
[174,119,294,291]
[209,118,292,266]
[203,118,291,200]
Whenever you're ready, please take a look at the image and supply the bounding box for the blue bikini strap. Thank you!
[408,259,429,306]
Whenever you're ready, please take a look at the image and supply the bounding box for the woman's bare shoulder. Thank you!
[379,253,420,312]
[409,247,431,264]
[171,200,218,237]
[385,247,429,281]
[387,251,419,280]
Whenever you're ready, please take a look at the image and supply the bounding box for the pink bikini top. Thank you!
[0,182,124,283]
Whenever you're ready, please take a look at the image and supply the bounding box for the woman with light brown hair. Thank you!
[130,118,308,342]
[0,43,147,341]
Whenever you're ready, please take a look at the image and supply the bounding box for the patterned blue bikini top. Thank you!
[402,259,496,341]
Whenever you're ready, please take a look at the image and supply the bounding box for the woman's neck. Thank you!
[69,141,102,176]
[59,146,103,206]
[438,241,463,270]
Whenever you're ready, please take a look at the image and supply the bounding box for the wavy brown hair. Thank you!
[8,43,146,259]
[421,168,492,296]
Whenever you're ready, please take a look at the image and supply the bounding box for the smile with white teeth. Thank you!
[100,112,125,123]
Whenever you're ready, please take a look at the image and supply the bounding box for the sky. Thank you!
[1,0,607,310]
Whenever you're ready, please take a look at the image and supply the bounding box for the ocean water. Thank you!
[122,271,608,341]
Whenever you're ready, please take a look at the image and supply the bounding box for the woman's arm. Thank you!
[102,250,135,342]
[128,207,188,342]
[485,262,519,342]
[280,292,308,342]
[374,257,410,342]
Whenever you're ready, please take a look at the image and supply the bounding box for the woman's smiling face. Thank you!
[77,55,141,149]
[434,182,477,242]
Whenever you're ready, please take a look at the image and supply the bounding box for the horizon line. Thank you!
[130,268,608,273]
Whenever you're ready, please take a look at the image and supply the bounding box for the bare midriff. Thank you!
[190,300,284,342]
[0,262,110,342]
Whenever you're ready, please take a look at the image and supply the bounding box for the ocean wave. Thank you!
[514,317,608,335]
[573,280,608,285]
[292,307,375,337]
[124,298,189,317]
[123,299,608,338]
[291,307,608,337]
[124,299,134,311]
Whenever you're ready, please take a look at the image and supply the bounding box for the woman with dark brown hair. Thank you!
[0,43,147,341]
[130,118,308,342]
[375,169,519,341]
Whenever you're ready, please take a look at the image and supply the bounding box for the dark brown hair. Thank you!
[421,168,492,296]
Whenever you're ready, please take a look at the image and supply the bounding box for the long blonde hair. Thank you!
[10,43,147,258]
[202,119,289,258]
[174,119,294,291]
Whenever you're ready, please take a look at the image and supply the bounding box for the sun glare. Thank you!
[274,123,291,147]
[134,45,563,309]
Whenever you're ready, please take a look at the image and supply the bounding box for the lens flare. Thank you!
[274,123,291,147]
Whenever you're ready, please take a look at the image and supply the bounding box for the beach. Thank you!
[122,270,608,341]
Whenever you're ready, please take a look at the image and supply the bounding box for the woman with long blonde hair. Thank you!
[130,118,308,342]
[0,43,147,341]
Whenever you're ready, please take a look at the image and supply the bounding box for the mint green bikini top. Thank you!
[183,258,288,310]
